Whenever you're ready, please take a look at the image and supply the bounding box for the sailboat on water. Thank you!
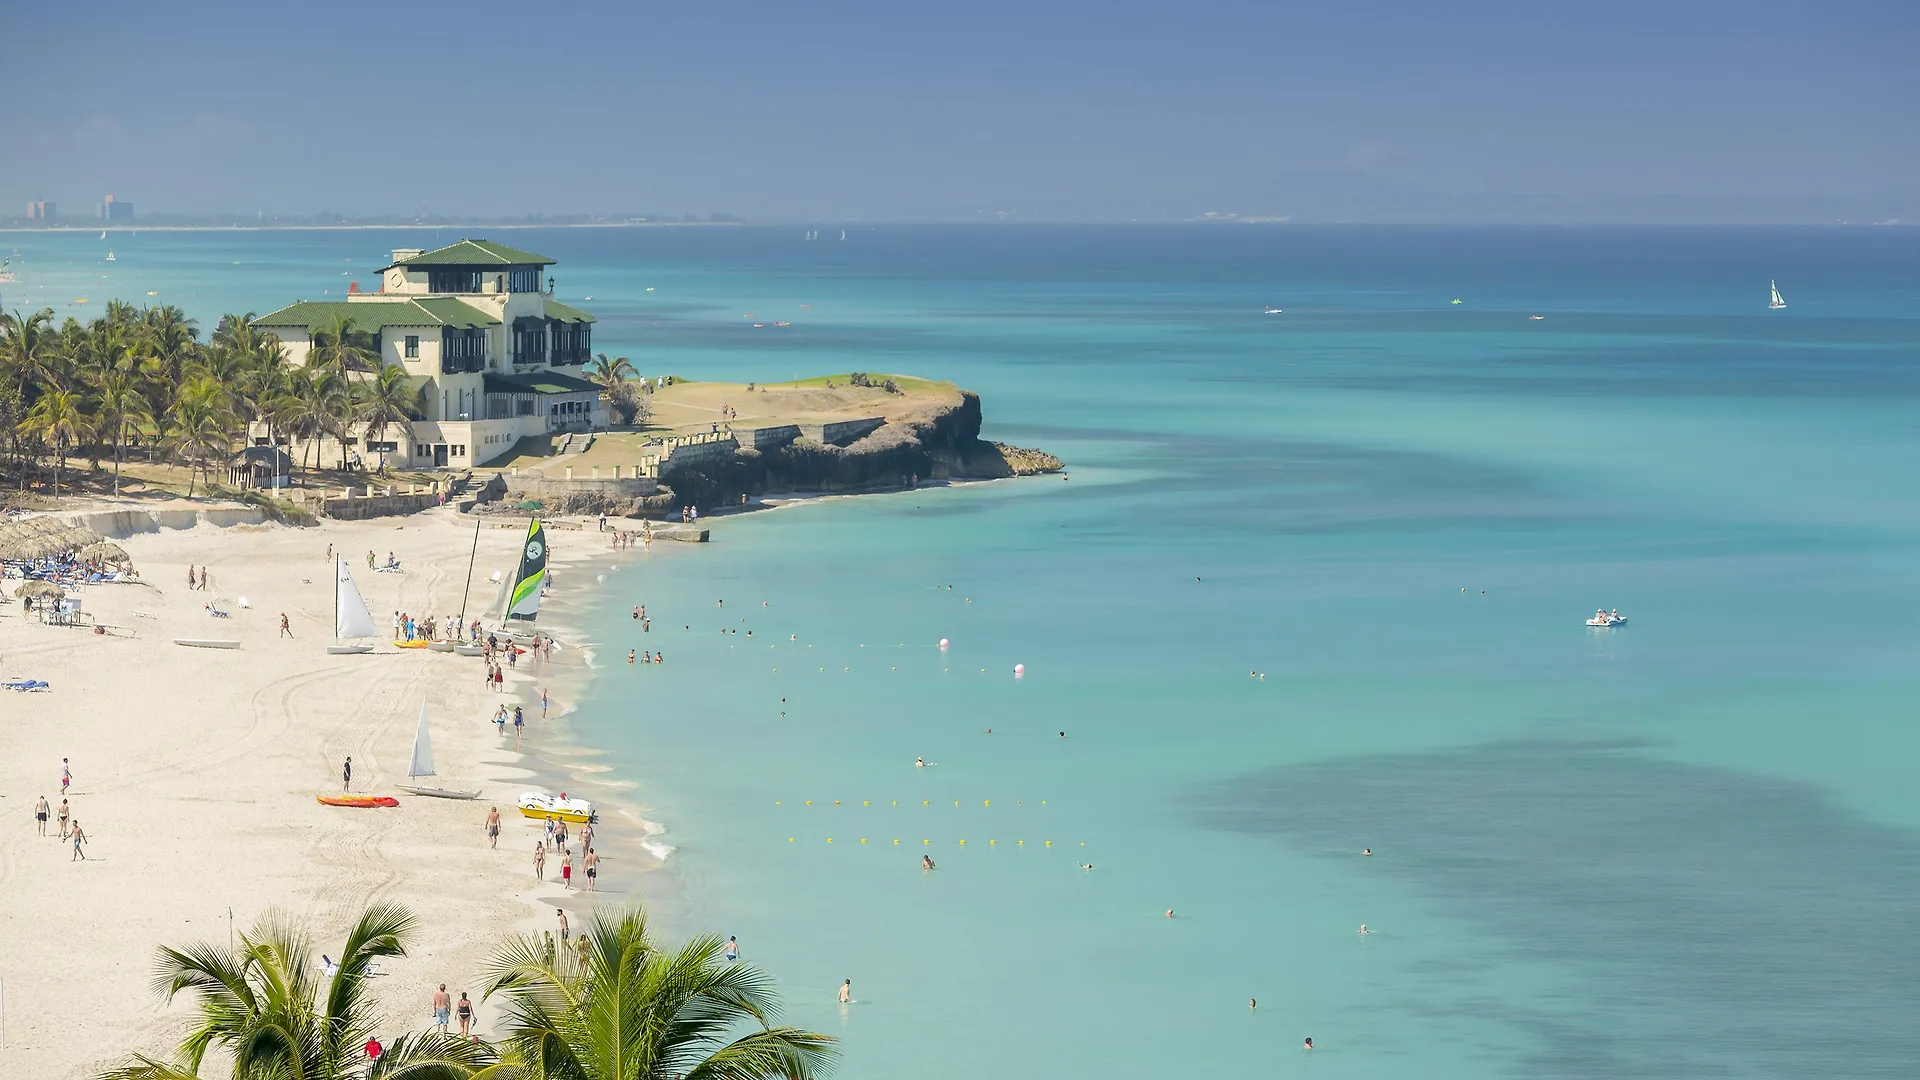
[397,702,480,799]
[1768,280,1787,310]
[328,556,379,654]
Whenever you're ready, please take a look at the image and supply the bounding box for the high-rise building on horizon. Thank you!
[99,194,133,220]
[26,200,56,221]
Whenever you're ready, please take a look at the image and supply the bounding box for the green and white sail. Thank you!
[506,518,547,622]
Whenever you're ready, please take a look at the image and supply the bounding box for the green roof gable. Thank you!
[386,238,554,269]
[256,299,501,332]
[543,298,597,324]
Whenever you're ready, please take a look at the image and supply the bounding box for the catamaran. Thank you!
[486,518,548,639]
[328,556,379,654]
[397,702,479,799]
[1768,280,1787,310]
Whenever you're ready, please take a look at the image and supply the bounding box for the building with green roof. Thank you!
[252,238,603,470]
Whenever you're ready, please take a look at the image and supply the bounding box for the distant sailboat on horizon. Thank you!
[1768,280,1787,310]
[99,230,107,240]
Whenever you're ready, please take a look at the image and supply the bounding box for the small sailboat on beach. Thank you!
[328,556,378,654]
[1768,280,1787,310]
[397,703,480,799]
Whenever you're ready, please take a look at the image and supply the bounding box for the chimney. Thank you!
[391,248,423,264]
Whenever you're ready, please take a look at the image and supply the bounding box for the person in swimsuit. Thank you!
[35,795,49,835]
[725,936,739,961]
[561,850,573,889]
[533,842,546,881]
[58,798,71,839]
[922,855,935,870]
[71,821,87,860]
[585,848,598,890]
[456,993,474,1038]
[839,979,852,1004]
[62,758,71,795]
[557,908,569,942]
[433,985,451,1033]
[342,756,352,793]
[1303,1037,1313,1051]
[485,807,501,849]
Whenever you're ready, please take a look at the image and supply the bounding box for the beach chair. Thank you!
[3,679,51,692]
[206,601,232,618]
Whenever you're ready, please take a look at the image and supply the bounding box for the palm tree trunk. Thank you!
[112,421,124,496]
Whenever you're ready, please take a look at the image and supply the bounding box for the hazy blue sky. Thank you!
[4,0,1915,222]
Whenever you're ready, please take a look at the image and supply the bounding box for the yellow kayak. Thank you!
[393,639,430,649]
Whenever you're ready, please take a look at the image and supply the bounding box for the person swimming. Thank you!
[1165,909,1175,918]
[1303,1037,1313,1051]
[915,757,925,768]
[1361,848,1372,856]
[1357,924,1370,934]
[922,855,935,870]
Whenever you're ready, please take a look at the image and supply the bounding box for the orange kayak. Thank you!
[317,796,399,808]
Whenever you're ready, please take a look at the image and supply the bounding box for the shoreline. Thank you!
[0,505,640,1076]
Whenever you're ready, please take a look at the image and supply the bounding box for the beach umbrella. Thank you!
[14,580,66,601]
[78,541,133,565]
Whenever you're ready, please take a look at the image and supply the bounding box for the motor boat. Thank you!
[1585,609,1628,627]
[519,791,594,823]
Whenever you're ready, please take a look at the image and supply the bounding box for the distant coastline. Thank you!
[0,220,744,234]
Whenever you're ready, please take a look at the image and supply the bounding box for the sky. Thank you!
[3,0,1916,223]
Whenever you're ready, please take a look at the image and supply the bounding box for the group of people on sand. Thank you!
[185,564,211,590]
[33,782,86,860]
[528,813,600,891]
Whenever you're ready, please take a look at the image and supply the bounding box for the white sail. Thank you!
[408,703,435,778]
[483,569,511,620]
[334,557,380,639]
[1769,280,1786,308]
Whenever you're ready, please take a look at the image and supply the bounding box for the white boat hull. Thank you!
[174,638,241,649]
[399,785,480,800]
[427,641,456,653]
[453,645,484,656]
[327,644,374,654]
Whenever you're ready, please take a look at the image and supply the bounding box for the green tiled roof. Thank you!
[256,299,500,332]
[543,298,597,324]
[386,239,554,269]
[485,371,601,396]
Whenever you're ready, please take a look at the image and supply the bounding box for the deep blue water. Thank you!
[9,224,1919,1077]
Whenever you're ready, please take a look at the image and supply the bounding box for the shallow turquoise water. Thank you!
[10,225,1919,1077]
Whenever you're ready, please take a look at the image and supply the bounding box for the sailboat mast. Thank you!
[456,517,481,627]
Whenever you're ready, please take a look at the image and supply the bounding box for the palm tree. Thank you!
[99,903,496,1080]
[92,367,155,496]
[483,907,835,1080]
[282,367,349,477]
[1,308,60,398]
[586,353,645,426]
[166,378,238,498]
[355,364,424,473]
[18,387,95,495]
[310,314,378,376]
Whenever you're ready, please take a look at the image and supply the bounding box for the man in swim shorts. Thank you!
[433,985,451,1033]
[485,807,501,849]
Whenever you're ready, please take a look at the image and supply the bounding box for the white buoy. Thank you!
[939,638,950,649]
[1014,664,1026,676]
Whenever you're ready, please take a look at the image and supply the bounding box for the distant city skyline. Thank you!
[3,0,1915,224]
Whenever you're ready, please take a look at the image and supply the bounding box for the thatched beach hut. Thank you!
[0,518,106,563]
[14,580,67,602]
[78,541,133,567]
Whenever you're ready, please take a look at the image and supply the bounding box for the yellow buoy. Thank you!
[863,800,870,806]
[1045,840,1053,847]
[788,837,795,842]
[990,839,997,845]
[959,839,967,845]
[805,800,812,806]
[984,800,991,806]
[893,838,900,844]
[923,839,931,845]
[860,838,867,844]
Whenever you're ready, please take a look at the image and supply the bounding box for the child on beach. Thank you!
[561,850,574,889]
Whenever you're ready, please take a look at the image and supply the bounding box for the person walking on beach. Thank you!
[584,847,598,890]
[342,756,353,793]
[280,612,292,638]
[556,908,569,943]
[533,841,546,881]
[544,818,556,849]
[61,758,71,795]
[35,794,50,835]
[455,992,474,1039]
[71,820,87,860]
[57,798,70,839]
[561,849,573,889]
[541,687,550,719]
[485,806,501,849]
[432,985,451,1033]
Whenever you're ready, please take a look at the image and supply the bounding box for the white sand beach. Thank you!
[0,508,607,1077]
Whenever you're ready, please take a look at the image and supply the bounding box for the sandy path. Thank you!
[0,507,603,1077]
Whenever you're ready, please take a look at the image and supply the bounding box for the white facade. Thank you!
[254,239,604,470]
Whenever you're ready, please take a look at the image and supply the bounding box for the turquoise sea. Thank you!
[9,224,1920,1078]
